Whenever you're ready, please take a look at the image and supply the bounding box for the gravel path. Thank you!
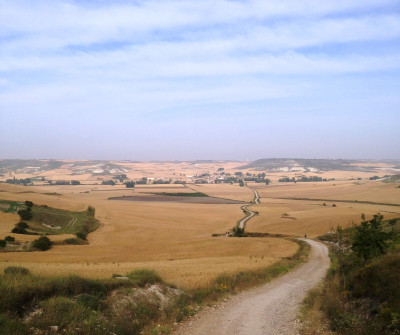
[173,239,330,335]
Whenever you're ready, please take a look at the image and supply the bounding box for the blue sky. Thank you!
[0,0,399,160]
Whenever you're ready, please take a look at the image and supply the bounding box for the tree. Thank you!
[25,201,33,208]
[102,180,115,186]
[17,209,32,220]
[232,226,245,237]
[32,236,52,251]
[125,181,135,188]
[352,214,395,261]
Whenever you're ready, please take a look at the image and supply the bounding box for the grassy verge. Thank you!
[0,239,309,335]
[300,216,400,335]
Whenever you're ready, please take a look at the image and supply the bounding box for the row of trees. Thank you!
[278,176,331,183]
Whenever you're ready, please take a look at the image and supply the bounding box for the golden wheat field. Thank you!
[0,182,298,289]
[0,161,399,289]
[247,180,400,237]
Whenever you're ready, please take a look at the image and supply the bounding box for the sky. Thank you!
[0,0,399,161]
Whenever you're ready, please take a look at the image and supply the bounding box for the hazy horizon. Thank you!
[1,1,399,161]
[1,157,399,163]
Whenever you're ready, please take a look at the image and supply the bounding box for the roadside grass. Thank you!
[0,239,309,335]
[300,216,400,335]
[0,268,179,335]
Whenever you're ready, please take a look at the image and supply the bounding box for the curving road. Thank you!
[173,239,330,335]
[238,189,260,229]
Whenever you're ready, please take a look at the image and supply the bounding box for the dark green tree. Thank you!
[32,236,52,251]
[17,209,32,220]
[125,181,135,188]
[24,201,33,208]
[352,214,395,261]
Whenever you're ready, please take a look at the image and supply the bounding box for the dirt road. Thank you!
[173,239,330,335]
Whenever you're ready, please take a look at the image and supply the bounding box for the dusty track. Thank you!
[173,239,330,335]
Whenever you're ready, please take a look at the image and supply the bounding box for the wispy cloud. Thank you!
[0,0,399,159]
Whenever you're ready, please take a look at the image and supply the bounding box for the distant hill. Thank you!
[383,174,400,183]
[239,158,400,172]
[0,159,64,172]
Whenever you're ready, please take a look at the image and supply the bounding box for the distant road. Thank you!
[238,189,260,229]
[173,239,330,335]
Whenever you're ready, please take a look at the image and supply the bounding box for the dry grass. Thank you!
[0,253,287,290]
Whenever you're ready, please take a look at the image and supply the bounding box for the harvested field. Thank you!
[0,182,298,288]
[0,162,399,289]
[246,180,400,237]
[0,237,295,289]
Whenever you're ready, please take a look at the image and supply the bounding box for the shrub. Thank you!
[232,226,245,237]
[352,213,394,261]
[0,240,6,248]
[127,269,163,287]
[76,232,87,240]
[3,266,30,276]
[24,201,33,208]
[30,297,100,332]
[32,236,52,251]
[11,227,27,234]
[17,209,32,220]
[4,236,15,242]
[17,222,29,229]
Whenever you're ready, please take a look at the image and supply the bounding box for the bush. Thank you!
[4,236,15,242]
[32,236,52,251]
[0,240,6,248]
[3,266,30,276]
[24,201,33,208]
[17,222,29,229]
[352,213,394,261]
[17,209,32,220]
[11,227,27,234]
[127,269,163,287]
[76,232,87,240]
[232,226,245,237]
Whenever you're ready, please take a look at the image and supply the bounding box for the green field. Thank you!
[0,200,99,235]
